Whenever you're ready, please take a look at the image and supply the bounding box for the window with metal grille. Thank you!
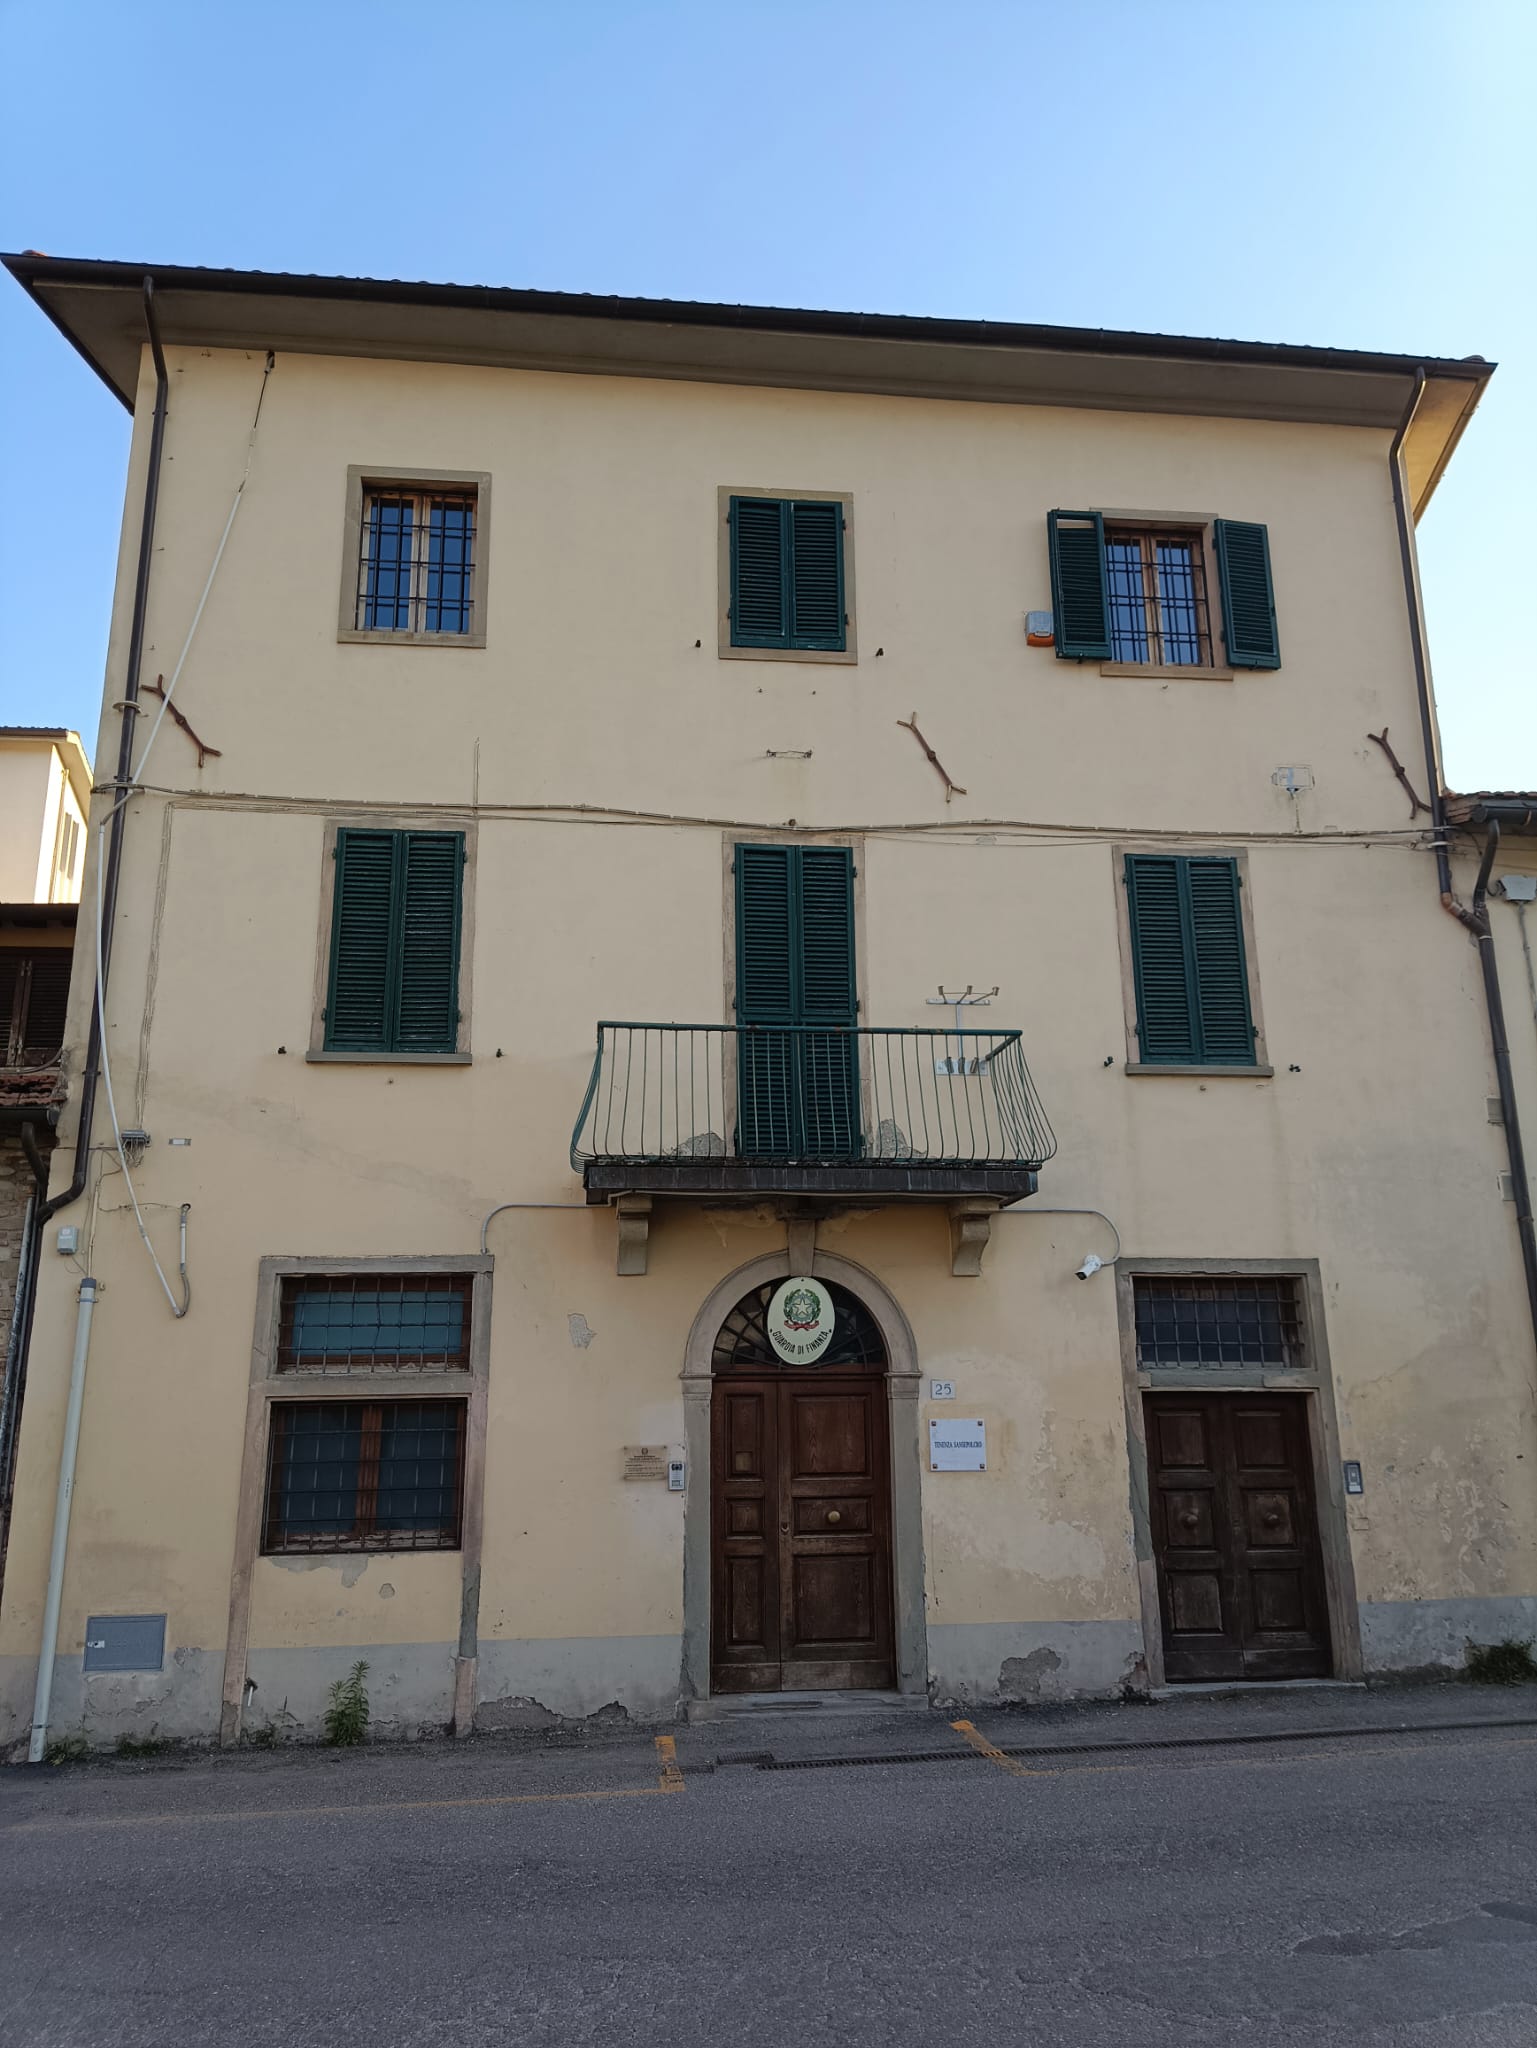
[712,1281,886,1372]
[1105,527,1212,667]
[1134,1276,1303,1370]
[1,950,71,1068]
[355,486,477,636]
[262,1398,466,1553]
[276,1274,473,1372]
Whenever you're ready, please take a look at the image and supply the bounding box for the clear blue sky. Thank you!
[1,0,1532,788]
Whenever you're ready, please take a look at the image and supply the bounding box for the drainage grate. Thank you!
[753,1716,1537,1775]
[762,1748,980,1771]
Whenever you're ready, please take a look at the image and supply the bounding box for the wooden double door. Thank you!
[1146,1391,1332,1681]
[711,1373,895,1693]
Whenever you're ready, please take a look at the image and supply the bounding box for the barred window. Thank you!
[276,1274,472,1373]
[1105,527,1212,667]
[263,1399,466,1553]
[356,486,476,636]
[1134,1276,1302,1370]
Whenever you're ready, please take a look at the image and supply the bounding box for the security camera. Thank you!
[1076,1254,1104,1281]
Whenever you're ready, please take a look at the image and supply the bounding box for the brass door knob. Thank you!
[826,1510,842,1526]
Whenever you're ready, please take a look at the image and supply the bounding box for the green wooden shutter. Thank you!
[326,830,398,1051]
[1186,858,1254,1061]
[735,844,858,1155]
[1125,855,1197,1062]
[1048,510,1112,660]
[1213,519,1280,669]
[730,497,845,651]
[729,498,788,646]
[326,829,462,1054]
[735,843,796,1154]
[796,846,858,1153]
[1126,854,1254,1065]
[394,833,464,1051]
[788,501,846,651]
[735,844,796,1021]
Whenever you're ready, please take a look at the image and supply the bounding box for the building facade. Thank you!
[0,256,1530,1752]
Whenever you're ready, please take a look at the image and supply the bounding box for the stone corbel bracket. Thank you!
[615,1194,653,1276]
[948,1197,1001,1277]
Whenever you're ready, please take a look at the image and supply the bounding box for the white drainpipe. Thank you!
[27,1276,98,1763]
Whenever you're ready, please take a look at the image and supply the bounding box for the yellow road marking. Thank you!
[655,1734,685,1793]
[951,1718,1041,1777]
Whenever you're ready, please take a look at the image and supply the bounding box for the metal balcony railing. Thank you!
[571,1023,1056,1175]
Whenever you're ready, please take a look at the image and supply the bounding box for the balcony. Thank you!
[572,1023,1055,1267]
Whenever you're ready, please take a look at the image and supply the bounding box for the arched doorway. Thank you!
[709,1278,896,1694]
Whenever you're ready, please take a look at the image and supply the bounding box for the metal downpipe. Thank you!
[1472,824,1537,1350]
[26,1277,98,1762]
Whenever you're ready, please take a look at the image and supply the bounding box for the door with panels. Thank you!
[1145,1391,1331,1680]
[710,1281,894,1693]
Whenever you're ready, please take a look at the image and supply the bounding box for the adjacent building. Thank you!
[0,255,1530,1752]
[1,729,90,1581]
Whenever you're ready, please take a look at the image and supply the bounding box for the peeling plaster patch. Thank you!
[476,1694,632,1733]
[378,1582,395,1600]
[267,1553,371,1588]
[998,1647,1062,1703]
[567,1313,596,1350]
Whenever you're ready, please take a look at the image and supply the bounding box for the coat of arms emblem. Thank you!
[766,1277,836,1364]
[781,1285,822,1331]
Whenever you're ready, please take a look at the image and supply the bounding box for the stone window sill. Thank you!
[306,1050,472,1066]
[1125,1062,1273,1078]
[1101,662,1234,682]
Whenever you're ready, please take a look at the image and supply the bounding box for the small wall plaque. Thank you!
[930,1380,956,1401]
[929,1419,986,1472]
[623,1445,669,1482]
[1343,1460,1364,1496]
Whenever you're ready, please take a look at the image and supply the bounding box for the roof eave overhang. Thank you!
[5,255,1494,514]
[1446,797,1537,834]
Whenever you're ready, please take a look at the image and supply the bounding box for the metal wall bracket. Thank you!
[948,1198,1001,1277]
[615,1194,653,1276]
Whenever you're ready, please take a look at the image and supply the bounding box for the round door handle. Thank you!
[1263,1510,1283,1528]
[826,1510,842,1526]
[1179,1512,1200,1530]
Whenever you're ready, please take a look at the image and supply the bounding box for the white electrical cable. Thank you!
[86,353,274,1318]
[93,824,188,1316]
[130,353,273,781]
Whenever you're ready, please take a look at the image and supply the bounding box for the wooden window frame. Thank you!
[338,466,491,649]
[1096,511,1234,681]
[307,817,476,1064]
[717,486,857,666]
[1111,843,1271,1076]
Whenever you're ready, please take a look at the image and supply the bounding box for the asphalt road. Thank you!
[3,1708,1536,2046]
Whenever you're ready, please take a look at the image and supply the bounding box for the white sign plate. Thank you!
[929,1418,986,1471]
[767,1277,836,1365]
